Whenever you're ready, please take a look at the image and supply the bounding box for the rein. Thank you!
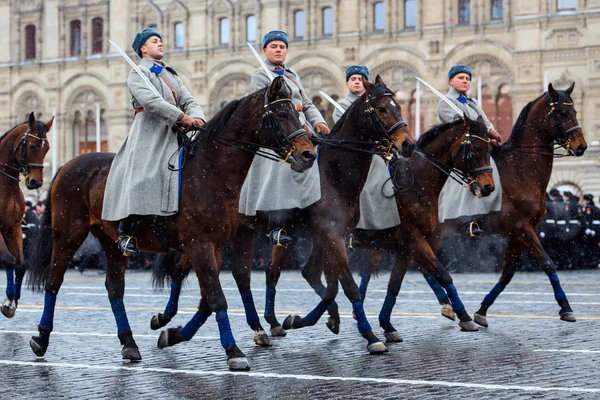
[0,129,46,182]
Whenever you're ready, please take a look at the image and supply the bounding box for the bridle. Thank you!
[314,92,408,161]
[0,127,47,182]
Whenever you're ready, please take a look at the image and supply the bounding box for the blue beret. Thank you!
[132,28,162,58]
[262,30,289,49]
[346,65,369,82]
[448,64,472,80]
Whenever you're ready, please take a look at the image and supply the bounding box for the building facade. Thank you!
[1,0,599,199]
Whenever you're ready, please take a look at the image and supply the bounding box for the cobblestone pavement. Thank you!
[1,269,599,399]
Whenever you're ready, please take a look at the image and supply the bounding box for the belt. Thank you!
[295,105,303,112]
[135,107,144,114]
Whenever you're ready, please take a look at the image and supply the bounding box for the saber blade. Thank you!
[109,40,162,98]
[318,90,345,113]
[246,42,274,82]
[415,76,464,117]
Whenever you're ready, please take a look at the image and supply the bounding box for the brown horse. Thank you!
[150,76,416,353]
[1,112,51,318]
[26,77,316,370]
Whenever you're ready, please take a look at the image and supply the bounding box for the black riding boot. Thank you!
[117,215,141,256]
[267,210,294,247]
[463,221,483,238]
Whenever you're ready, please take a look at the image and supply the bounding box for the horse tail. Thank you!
[151,253,185,289]
[26,168,61,292]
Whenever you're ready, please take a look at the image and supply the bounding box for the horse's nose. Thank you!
[28,178,40,189]
[575,143,587,156]
[402,140,414,157]
[481,184,495,197]
[301,150,316,163]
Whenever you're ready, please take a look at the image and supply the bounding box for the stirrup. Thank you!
[468,221,482,238]
[117,235,139,257]
[347,234,355,250]
[269,229,293,247]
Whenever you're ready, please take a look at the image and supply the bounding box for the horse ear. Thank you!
[268,76,284,101]
[45,116,55,131]
[565,82,575,95]
[375,75,384,85]
[28,112,36,128]
[548,83,558,100]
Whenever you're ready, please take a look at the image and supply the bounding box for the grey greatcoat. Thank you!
[102,57,205,221]
[437,87,502,222]
[333,91,400,230]
[239,59,325,216]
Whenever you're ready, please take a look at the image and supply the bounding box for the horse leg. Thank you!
[378,253,410,342]
[150,255,190,330]
[358,249,384,303]
[231,226,271,346]
[1,231,23,318]
[419,268,455,321]
[264,244,291,336]
[158,288,211,348]
[30,227,88,357]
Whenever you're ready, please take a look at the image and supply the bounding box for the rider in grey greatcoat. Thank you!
[239,30,330,245]
[102,28,205,255]
[437,64,502,237]
[332,65,400,232]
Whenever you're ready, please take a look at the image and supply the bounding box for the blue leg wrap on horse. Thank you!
[548,272,567,303]
[110,298,131,333]
[379,295,396,324]
[301,301,328,326]
[39,292,57,330]
[359,271,371,302]
[444,283,466,314]
[5,268,15,298]
[216,309,236,349]
[424,273,450,304]
[240,289,260,326]
[481,282,507,308]
[179,310,209,340]
[352,301,372,334]
[265,286,276,316]
[15,276,22,301]
[164,282,181,318]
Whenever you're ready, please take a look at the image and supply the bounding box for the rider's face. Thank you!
[263,41,287,65]
[347,75,365,96]
[449,73,471,94]
[141,36,164,60]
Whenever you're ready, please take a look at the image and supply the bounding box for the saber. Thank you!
[247,42,274,82]
[109,39,162,98]
[415,76,464,117]
[318,90,345,113]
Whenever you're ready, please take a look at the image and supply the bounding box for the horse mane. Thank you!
[497,93,545,150]
[416,119,463,149]
[0,121,26,142]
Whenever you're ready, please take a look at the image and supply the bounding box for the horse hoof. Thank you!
[473,313,488,327]
[1,298,17,319]
[282,315,303,330]
[228,357,251,371]
[269,325,287,337]
[326,317,340,335]
[367,341,388,354]
[253,330,272,347]
[441,304,456,321]
[30,336,48,357]
[459,320,480,332]
[560,312,577,322]
[384,330,403,343]
[122,346,142,361]
[157,327,184,349]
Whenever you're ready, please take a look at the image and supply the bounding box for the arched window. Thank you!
[405,0,416,28]
[459,0,470,24]
[219,18,230,44]
[174,22,184,48]
[91,18,104,54]
[71,20,82,56]
[25,25,36,60]
[77,108,108,154]
[557,0,577,10]
[374,2,385,31]
[322,7,333,36]
[294,10,305,38]
[491,0,503,19]
[246,15,257,42]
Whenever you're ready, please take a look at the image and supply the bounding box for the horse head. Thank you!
[261,76,316,173]
[16,112,52,189]
[546,83,586,157]
[362,75,414,158]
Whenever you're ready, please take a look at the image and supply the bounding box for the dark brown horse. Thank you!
[26,77,316,370]
[150,76,416,353]
[1,112,51,318]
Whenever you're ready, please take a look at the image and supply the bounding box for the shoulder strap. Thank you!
[159,75,179,107]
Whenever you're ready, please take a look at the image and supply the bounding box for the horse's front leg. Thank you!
[419,268,456,321]
[264,243,292,336]
[358,248,385,303]
[150,253,190,330]
[1,228,23,318]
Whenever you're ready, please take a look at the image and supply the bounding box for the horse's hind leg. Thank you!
[95,232,141,361]
[358,249,384,303]
[264,244,292,336]
[150,254,189,330]
[378,252,410,342]
[231,226,271,346]
[30,227,88,357]
[420,268,456,321]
